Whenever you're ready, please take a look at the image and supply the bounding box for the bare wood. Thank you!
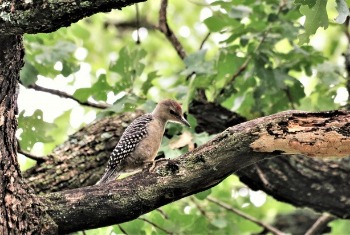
[250,111,350,157]
[40,110,350,233]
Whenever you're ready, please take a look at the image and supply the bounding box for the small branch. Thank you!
[26,83,110,109]
[207,197,285,235]
[139,218,173,234]
[156,208,169,220]
[190,196,210,219]
[104,20,157,31]
[218,0,287,96]
[17,149,48,163]
[304,214,335,235]
[284,87,296,109]
[342,16,350,104]
[199,32,211,50]
[135,4,140,44]
[255,164,272,189]
[158,0,186,60]
[117,225,128,235]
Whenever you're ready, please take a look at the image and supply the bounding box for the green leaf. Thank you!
[228,5,252,19]
[109,47,147,93]
[335,0,349,23]
[195,189,212,200]
[182,50,215,76]
[73,74,112,102]
[294,0,317,8]
[211,218,228,229]
[61,60,80,77]
[298,1,328,44]
[204,15,227,32]
[97,94,142,118]
[73,88,91,102]
[141,71,158,96]
[17,110,56,151]
[92,74,112,101]
[20,60,39,87]
[193,132,213,147]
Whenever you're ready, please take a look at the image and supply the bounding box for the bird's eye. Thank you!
[169,110,177,116]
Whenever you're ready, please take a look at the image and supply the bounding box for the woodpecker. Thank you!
[96,99,190,184]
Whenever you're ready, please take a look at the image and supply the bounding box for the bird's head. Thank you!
[152,99,190,127]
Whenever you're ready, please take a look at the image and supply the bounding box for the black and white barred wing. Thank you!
[96,114,153,184]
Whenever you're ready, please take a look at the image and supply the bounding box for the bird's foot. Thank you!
[148,158,168,172]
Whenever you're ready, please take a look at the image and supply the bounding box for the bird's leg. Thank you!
[145,158,168,172]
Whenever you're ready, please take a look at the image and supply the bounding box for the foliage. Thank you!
[18,0,350,234]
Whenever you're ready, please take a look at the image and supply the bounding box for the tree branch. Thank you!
[304,214,335,235]
[218,0,287,97]
[158,0,186,60]
[37,110,350,233]
[0,0,146,35]
[207,197,285,235]
[139,218,172,234]
[26,83,110,109]
[17,149,48,164]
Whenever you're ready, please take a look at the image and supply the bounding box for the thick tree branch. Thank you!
[36,110,350,233]
[0,0,146,35]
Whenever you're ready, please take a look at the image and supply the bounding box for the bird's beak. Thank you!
[180,116,190,127]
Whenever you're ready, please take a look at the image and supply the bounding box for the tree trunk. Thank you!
[0,35,55,235]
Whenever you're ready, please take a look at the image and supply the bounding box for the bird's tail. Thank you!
[95,168,120,185]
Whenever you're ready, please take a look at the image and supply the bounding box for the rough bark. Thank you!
[0,0,146,35]
[0,35,55,234]
[23,110,350,233]
[238,155,350,219]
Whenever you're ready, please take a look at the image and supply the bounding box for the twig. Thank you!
[342,16,350,104]
[26,83,110,109]
[135,4,140,44]
[158,0,186,60]
[190,196,210,219]
[104,20,157,31]
[18,149,48,163]
[218,0,287,96]
[139,217,172,234]
[117,224,129,235]
[199,32,211,50]
[304,214,335,235]
[207,196,285,235]
[156,208,169,220]
[284,87,296,109]
[255,164,271,189]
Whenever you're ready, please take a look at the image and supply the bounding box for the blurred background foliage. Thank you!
[18,0,350,234]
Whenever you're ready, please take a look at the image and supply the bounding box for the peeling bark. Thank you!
[250,111,350,157]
